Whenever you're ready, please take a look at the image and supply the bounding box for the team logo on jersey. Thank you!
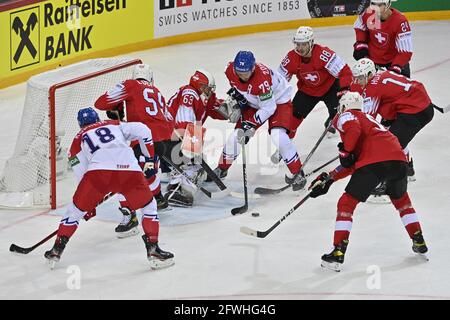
[373,31,389,47]
[10,7,40,70]
[302,72,321,85]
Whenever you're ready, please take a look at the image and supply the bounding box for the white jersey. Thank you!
[225,62,292,125]
[68,120,153,181]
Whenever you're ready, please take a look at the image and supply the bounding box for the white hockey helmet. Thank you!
[293,26,314,44]
[133,64,154,85]
[189,69,216,97]
[352,58,376,78]
[338,92,363,114]
[370,0,393,9]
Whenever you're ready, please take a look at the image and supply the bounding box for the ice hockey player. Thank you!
[95,64,174,237]
[352,58,435,180]
[307,92,428,272]
[353,0,413,77]
[211,50,306,190]
[44,107,174,270]
[164,69,229,207]
[278,26,352,137]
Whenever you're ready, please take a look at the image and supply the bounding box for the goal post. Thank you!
[0,58,142,209]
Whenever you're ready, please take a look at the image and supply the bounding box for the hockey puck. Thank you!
[251,212,260,217]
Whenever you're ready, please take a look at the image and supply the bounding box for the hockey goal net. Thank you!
[0,58,141,209]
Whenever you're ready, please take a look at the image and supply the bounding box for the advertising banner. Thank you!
[154,0,310,38]
[0,0,153,87]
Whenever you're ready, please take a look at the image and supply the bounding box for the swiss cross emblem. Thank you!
[374,31,388,47]
[302,72,320,85]
[190,136,199,144]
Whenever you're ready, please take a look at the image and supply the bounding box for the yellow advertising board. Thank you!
[0,0,154,88]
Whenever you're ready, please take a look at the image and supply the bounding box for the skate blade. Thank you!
[367,195,391,204]
[116,227,140,239]
[408,175,416,182]
[321,260,342,272]
[46,258,58,270]
[149,257,175,270]
[414,252,429,261]
[157,207,173,213]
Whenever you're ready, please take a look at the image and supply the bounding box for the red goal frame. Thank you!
[48,59,142,209]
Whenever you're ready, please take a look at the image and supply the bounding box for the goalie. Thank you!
[164,69,236,207]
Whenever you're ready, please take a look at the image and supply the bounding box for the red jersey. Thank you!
[278,44,352,97]
[361,71,431,120]
[332,109,406,170]
[95,79,173,142]
[225,62,292,125]
[166,86,225,130]
[354,8,412,67]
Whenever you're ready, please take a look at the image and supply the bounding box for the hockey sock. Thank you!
[390,192,422,238]
[57,202,85,238]
[219,129,241,170]
[334,193,359,246]
[270,128,302,174]
[147,174,161,196]
[141,198,159,243]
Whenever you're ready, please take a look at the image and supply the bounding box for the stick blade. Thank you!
[230,191,261,199]
[254,187,282,195]
[9,244,30,254]
[231,205,248,215]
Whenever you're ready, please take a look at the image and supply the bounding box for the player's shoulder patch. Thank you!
[259,89,273,101]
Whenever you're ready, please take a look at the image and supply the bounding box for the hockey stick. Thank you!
[197,157,227,191]
[231,132,249,215]
[9,192,115,254]
[433,104,450,114]
[240,192,312,238]
[254,156,339,195]
[254,123,334,195]
[161,155,229,199]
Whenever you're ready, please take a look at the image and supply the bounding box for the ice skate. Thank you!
[142,235,174,270]
[285,170,307,191]
[367,182,390,204]
[154,191,170,212]
[115,207,140,238]
[205,166,228,182]
[44,236,69,269]
[407,158,416,182]
[321,240,349,272]
[412,231,429,261]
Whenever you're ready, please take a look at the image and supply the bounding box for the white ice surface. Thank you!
[1,21,450,300]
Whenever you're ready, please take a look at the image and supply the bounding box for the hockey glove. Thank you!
[337,87,350,98]
[142,157,157,178]
[237,120,257,145]
[389,65,402,75]
[227,88,249,109]
[106,103,125,121]
[308,172,334,198]
[338,142,356,168]
[353,42,369,61]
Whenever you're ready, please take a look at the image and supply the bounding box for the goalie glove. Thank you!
[216,96,242,123]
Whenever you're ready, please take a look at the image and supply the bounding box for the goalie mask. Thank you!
[338,92,363,114]
[189,69,216,98]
